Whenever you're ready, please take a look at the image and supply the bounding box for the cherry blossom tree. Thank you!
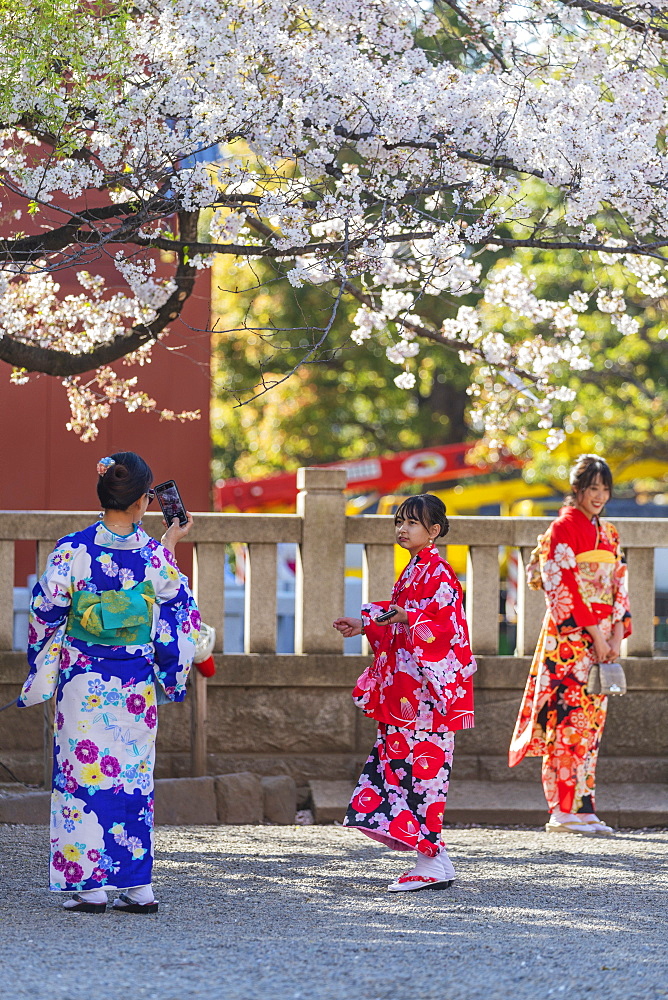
[2,0,668,442]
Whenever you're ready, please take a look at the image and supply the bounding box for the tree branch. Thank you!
[556,0,668,42]
[434,0,508,70]
[133,231,668,262]
[340,280,539,385]
[579,361,657,400]
[0,203,141,263]
[135,230,437,257]
[491,235,668,260]
[0,212,199,376]
[316,120,546,178]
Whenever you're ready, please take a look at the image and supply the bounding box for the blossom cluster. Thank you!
[1,0,668,438]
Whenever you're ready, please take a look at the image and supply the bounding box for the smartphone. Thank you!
[155,480,188,528]
[375,607,398,623]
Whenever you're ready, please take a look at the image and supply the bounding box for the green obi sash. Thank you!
[67,581,156,646]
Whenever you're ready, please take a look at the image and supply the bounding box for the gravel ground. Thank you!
[0,823,666,1000]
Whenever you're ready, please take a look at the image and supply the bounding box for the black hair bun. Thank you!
[97,452,153,511]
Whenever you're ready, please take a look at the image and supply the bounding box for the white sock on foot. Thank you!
[438,848,456,881]
[551,810,589,824]
[122,884,155,904]
[63,888,107,907]
[412,852,443,875]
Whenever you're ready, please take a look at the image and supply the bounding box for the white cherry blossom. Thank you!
[1,0,667,438]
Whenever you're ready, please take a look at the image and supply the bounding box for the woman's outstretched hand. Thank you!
[332,617,363,638]
[161,512,194,555]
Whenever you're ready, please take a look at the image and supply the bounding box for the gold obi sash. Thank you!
[67,581,156,646]
[575,550,616,564]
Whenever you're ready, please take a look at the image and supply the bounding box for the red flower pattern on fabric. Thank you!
[412,740,447,780]
[388,810,421,846]
[424,801,445,832]
[352,544,475,733]
[509,507,632,814]
[350,787,383,814]
[385,732,410,759]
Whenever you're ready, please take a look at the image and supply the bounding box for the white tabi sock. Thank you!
[412,852,443,875]
[63,888,108,907]
[407,851,454,881]
[122,884,155,904]
[551,810,590,825]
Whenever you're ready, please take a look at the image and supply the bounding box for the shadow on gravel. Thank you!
[2,825,667,1000]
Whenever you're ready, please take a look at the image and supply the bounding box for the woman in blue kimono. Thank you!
[18,452,200,914]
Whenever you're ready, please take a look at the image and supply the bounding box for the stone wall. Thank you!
[1,468,667,787]
[3,651,666,787]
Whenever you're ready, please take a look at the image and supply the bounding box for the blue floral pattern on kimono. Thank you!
[18,522,200,892]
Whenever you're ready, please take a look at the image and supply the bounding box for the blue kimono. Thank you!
[18,521,200,892]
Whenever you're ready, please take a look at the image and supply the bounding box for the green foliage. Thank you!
[212,224,668,485]
[0,0,132,138]
[210,255,472,482]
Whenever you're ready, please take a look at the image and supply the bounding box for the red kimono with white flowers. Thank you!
[353,543,476,732]
[509,507,632,814]
[344,544,476,856]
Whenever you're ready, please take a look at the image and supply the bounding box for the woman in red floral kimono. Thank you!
[509,454,631,836]
[333,494,476,892]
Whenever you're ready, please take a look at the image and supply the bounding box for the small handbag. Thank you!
[587,661,627,696]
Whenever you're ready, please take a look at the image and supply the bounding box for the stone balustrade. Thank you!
[1,468,667,788]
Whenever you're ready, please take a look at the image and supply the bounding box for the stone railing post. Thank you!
[362,543,396,606]
[515,546,546,656]
[295,468,347,654]
[466,545,500,655]
[362,538,397,656]
[0,540,14,650]
[191,543,225,776]
[245,543,277,653]
[626,547,655,657]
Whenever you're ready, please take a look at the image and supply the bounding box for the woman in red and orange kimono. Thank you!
[333,494,476,892]
[509,454,631,836]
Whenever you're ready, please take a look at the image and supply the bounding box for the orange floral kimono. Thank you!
[509,506,631,814]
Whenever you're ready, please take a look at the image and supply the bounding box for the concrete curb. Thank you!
[310,779,668,828]
[216,772,263,824]
[155,776,218,826]
[0,790,50,824]
[0,773,298,826]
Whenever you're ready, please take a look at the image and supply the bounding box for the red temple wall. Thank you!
[0,272,212,585]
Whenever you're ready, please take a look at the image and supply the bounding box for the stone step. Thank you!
[0,773,297,826]
[309,779,668,829]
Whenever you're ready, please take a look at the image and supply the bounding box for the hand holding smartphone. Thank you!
[155,480,189,528]
[375,607,398,623]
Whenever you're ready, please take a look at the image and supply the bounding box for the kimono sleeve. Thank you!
[404,564,474,671]
[151,547,201,702]
[541,518,598,633]
[360,602,392,651]
[18,539,74,707]
[403,562,476,717]
[609,527,632,638]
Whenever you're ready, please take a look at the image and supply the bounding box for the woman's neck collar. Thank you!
[100,514,138,538]
[573,504,599,523]
[410,542,438,560]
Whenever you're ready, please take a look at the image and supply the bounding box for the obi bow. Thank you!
[67,581,156,646]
